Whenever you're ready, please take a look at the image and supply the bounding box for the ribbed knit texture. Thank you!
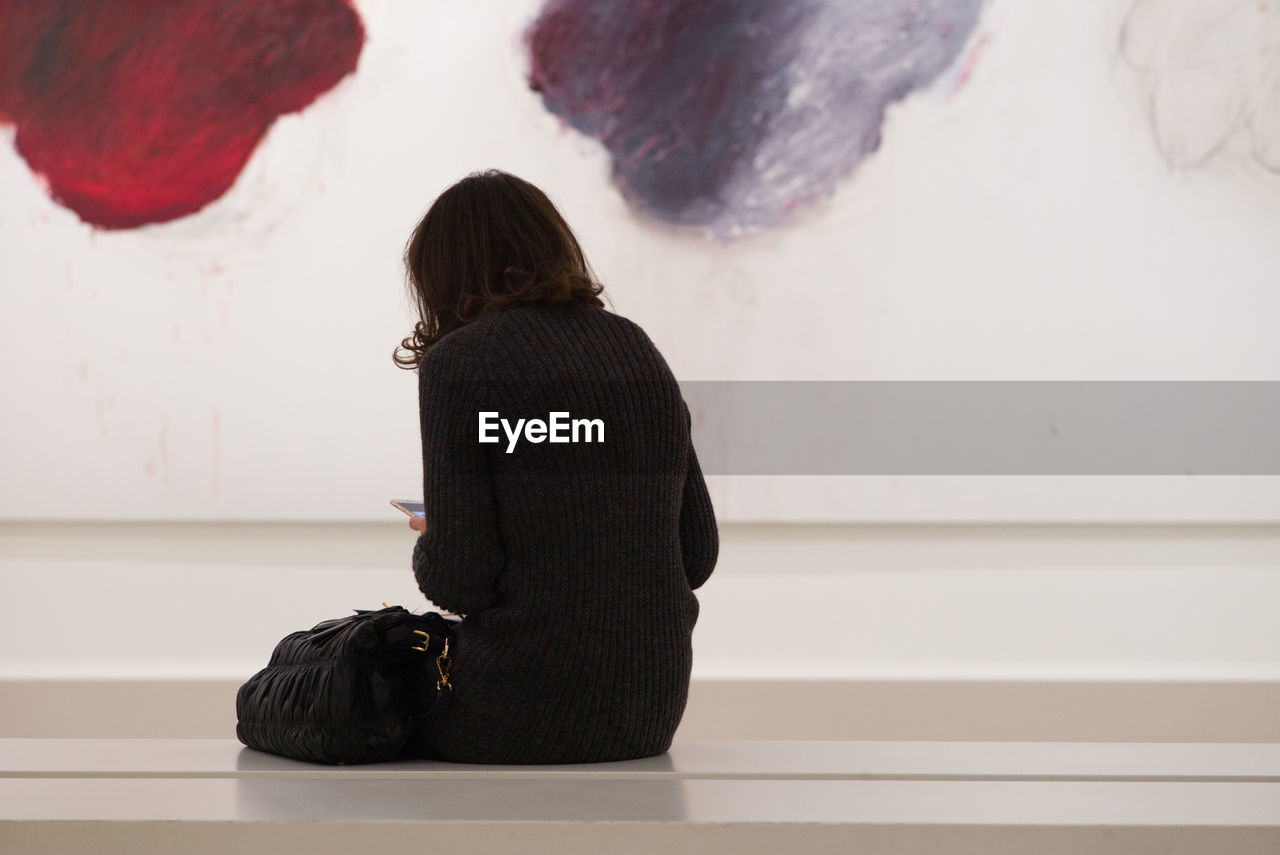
[410,302,718,764]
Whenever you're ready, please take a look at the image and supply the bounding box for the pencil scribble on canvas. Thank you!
[525,0,985,239]
[1119,0,1280,172]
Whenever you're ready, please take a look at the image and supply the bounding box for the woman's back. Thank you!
[411,301,718,764]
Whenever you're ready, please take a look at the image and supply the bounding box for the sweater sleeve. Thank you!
[679,405,718,590]
[411,335,505,615]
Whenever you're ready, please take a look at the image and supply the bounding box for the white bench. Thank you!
[3,738,1279,854]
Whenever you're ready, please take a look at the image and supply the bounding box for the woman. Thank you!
[394,169,718,764]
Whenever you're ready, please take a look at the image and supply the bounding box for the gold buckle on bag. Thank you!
[411,630,453,692]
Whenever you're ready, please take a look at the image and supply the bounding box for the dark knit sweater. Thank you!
[410,301,718,764]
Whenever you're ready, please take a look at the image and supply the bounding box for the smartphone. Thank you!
[390,500,425,518]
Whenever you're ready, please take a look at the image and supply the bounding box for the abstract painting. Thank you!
[3,0,1276,523]
[0,0,364,229]
[526,0,985,239]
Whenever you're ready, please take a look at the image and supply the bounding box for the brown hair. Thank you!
[393,169,607,369]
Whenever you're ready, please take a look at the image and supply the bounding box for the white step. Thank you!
[2,739,1279,855]
[4,737,1280,781]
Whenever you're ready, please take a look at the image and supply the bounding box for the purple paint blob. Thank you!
[526,0,984,238]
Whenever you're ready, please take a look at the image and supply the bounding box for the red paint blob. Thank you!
[0,0,364,229]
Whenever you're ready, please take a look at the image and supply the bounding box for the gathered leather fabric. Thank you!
[235,605,458,765]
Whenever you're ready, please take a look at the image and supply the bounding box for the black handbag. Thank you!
[235,604,457,765]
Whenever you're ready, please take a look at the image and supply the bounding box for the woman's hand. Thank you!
[408,515,426,534]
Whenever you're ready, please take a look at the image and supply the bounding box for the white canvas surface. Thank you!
[1,0,1276,521]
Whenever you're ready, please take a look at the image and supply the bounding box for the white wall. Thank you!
[4,521,1278,681]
